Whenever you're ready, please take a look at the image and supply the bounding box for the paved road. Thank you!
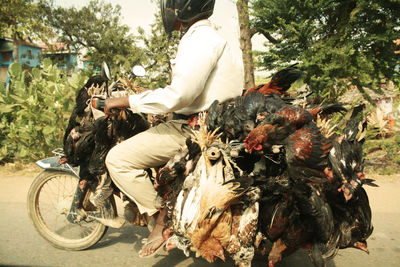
[0,172,399,267]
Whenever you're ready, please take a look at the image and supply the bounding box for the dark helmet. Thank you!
[161,0,216,33]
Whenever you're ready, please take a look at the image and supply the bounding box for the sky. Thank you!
[53,0,266,51]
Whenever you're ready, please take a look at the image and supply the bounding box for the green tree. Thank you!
[250,0,400,102]
[136,8,179,89]
[0,0,53,63]
[46,0,144,71]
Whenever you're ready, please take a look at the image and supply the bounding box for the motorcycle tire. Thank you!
[27,170,108,251]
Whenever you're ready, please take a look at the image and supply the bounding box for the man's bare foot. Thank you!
[138,209,167,258]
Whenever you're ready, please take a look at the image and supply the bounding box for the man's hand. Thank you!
[104,96,130,117]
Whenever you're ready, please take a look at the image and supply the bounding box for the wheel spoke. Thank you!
[29,171,107,248]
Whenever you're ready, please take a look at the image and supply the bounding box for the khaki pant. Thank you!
[105,120,193,216]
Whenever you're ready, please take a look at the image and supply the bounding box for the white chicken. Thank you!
[168,113,262,265]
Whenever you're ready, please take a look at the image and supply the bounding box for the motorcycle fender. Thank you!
[36,156,79,176]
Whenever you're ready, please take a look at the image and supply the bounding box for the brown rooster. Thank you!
[193,208,233,262]
[243,64,302,97]
[243,100,342,185]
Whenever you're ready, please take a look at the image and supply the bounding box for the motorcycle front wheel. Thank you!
[27,170,108,250]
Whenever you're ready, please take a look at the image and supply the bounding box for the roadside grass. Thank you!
[364,134,400,175]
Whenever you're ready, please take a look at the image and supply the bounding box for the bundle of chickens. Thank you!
[62,75,149,191]
[62,66,377,267]
[154,65,377,267]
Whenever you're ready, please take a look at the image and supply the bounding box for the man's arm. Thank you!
[104,96,130,117]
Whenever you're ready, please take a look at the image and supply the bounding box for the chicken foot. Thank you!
[268,238,287,267]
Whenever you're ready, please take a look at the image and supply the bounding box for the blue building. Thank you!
[0,38,84,84]
[0,38,44,83]
[41,42,79,72]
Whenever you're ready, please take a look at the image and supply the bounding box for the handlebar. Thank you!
[92,97,105,111]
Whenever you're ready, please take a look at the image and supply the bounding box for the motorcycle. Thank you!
[27,63,374,266]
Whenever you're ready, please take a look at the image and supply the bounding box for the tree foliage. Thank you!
[46,0,145,71]
[136,6,179,89]
[250,0,400,102]
[0,0,53,62]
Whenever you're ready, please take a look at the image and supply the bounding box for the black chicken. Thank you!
[63,75,108,184]
[258,181,333,267]
[254,105,375,267]
[324,105,375,254]
[328,104,377,200]
[206,64,304,143]
[63,75,107,150]
[63,75,149,197]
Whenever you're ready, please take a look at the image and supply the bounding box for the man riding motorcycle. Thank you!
[101,0,244,257]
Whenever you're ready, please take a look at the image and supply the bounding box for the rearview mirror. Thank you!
[132,65,145,77]
[101,62,111,81]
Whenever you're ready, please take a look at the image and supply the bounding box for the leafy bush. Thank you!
[0,59,89,162]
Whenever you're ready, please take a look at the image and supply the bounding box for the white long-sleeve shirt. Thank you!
[128,19,243,115]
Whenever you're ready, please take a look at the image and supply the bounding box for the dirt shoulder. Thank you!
[0,162,42,178]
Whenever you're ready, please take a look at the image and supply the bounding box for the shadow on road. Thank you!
[92,225,337,267]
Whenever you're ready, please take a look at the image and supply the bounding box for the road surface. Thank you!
[0,167,399,267]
